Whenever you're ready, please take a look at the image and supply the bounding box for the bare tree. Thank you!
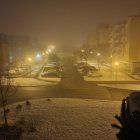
[0,71,17,127]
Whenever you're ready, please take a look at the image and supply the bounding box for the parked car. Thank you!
[42,69,61,77]
[76,62,88,72]
[6,67,25,76]
[41,65,62,77]
[75,62,87,67]
[82,65,97,74]
[77,65,102,77]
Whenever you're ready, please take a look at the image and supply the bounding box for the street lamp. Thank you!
[81,49,86,63]
[110,55,113,77]
[28,57,32,62]
[90,51,93,54]
[48,49,52,53]
[45,51,48,54]
[115,61,119,83]
[81,49,85,53]
[36,54,41,58]
[28,57,32,77]
[97,53,100,71]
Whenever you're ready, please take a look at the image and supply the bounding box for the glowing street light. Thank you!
[81,49,85,53]
[36,54,41,58]
[97,52,100,56]
[28,57,32,62]
[90,51,93,54]
[110,55,113,76]
[81,49,88,64]
[45,51,48,54]
[47,45,55,54]
[48,49,52,53]
[28,57,32,77]
[115,62,119,65]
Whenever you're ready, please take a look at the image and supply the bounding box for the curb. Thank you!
[16,84,48,87]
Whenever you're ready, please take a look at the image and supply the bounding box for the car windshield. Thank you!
[43,67,59,72]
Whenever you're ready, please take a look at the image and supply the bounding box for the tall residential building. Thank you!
[0,34,9,72]
[87,24,111,56]
[123,15,140,73]
[109,23,125,59]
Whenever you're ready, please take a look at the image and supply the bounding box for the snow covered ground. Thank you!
[38,75,61,82]
[76,58,137,82]
[84,70,136,82]
[12,77,59,86]
[1,98,121,140]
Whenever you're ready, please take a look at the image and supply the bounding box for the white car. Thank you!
[41,66,61,77]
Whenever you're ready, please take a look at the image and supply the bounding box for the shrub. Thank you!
[5,108,10,114]
[0,122,23,140]
[17,117,25,125]
[16,104,22,111]
[112,98,140,140]
[26,101,31,106]
[46,98,51,102]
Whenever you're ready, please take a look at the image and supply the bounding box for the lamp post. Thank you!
[28,57,32,77]
[81,49,86,63]
[97,53,100,71]
[48,49,52,53]
[115,61,119,83]
[110,55,113,77]
[90,51,93,54]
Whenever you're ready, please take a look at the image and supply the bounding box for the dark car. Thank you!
[81,65,97,75]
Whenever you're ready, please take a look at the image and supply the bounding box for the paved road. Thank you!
[6,57,131,104]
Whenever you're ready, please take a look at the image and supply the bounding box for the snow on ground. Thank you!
[77,58,137,82]
[12,77,59,86]
[38,75,61,82]
[98,84,140,91]
[84,70,137,82]
[1,98,121,140]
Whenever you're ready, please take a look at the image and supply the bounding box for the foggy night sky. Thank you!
[0,0,140,47]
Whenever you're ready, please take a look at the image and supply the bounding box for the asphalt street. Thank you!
[6,57,131,104]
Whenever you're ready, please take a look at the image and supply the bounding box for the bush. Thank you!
[46,98,51,102]
[26,101,31,106]
[27,118,38,132]
[0,123,23,140]
[5,108,10,114]
[16,104,22,111]
[112,98,140,140]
